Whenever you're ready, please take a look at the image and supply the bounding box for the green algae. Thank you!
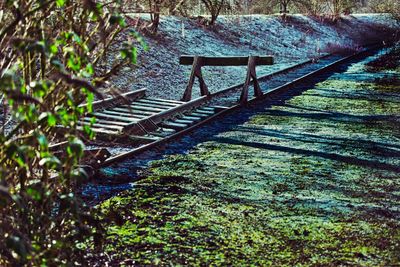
[99,56,400,265]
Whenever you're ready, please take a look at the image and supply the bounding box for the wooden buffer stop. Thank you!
[180,55,274,104]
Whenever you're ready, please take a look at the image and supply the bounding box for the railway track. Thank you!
[54,45,384,170]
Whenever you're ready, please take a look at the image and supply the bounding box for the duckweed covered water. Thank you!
[99,52,400,266]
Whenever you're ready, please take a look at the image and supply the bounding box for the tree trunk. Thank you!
[149,1,160,33]
[210,14,217,25]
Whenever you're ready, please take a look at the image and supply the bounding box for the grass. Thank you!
[98,53,400,266]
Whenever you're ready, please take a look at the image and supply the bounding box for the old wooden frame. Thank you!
[180,55,274,104]
[79,88,147,111]
[122,96,208,135]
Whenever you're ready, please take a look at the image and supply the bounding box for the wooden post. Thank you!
[240,56,263,104]
[181,56,210,102]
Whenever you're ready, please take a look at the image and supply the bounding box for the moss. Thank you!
[98,54,400,265]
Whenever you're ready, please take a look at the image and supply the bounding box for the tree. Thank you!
[144,0,188,33]
[369,0,400,20]
[330,0,357,16]
[279,0,291,14]
[265,0,312,17]
[148,0,166,33]
[167,0,190,16]
[294,0,331,15]
[200,0,228,25]
[0,0,140,264]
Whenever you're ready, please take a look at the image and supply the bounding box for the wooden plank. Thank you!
[131,101,171,110]
[181,115,202,121]
[190,112,210,118]
[123,96,207,135]
[211,105,229,110]
[198,107,215,112]
[150,130,175,138]
[160,128,176,133]
[144,97,185,105]
[174,119,195,125]
[193,109,215,115]
[101,110,141,120]
[129,135,161,142]
[80,88,146,111]
[110,107,152,117]
[180,56,274,66]
[92,112,139,123]
[126,105,166,113]
[82,117,128,126]
[77,126,119,135]
[101,110,146,119]
[137,99,179,107]
[77,121,123,131]
[160,121,188,130]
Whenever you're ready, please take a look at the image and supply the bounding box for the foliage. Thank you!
[99,53,400,265]
[0,0,140,265]
[366,45,400,71]
[368,0,400,20]
[200,0,230,25]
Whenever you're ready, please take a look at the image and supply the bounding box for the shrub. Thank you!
[0,0,140,265]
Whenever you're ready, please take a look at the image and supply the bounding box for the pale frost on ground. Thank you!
[109,14,398,100]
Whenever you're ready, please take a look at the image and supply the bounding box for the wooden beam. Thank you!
[127,105,166,113]
[240,56,263,104]
[180,56,274,66]
[136,99,178,108]
[110,107,152,117]
[181,56,210,102]
[92,112,140,122]
[144,97,185,105]
[82,117,128,126]
[101,110,148,118]
[77,121,124,131]
[160,121,188,130]
[80,88,147,111]
[123,96,207,135]
[135,98,182,107]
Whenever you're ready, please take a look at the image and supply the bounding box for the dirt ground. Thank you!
[95,48,400,265]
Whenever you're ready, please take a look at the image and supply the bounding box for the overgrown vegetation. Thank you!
[0,0,140,265]
[124,0,399,30]
[98,52,400,266]
[366,45,400,71]
[0,0,398,265]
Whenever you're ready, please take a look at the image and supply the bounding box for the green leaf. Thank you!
[86,63,94,75]
[67,138,85,158]
[49,43,58,55]
[56,0,66,7]
[26,187,41,201]
[47,114,57,127]
[130,30,149,51]
[37,134,48,148]
[39,156,61,168]
[110,14,127,27]
[67,55,81,72]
